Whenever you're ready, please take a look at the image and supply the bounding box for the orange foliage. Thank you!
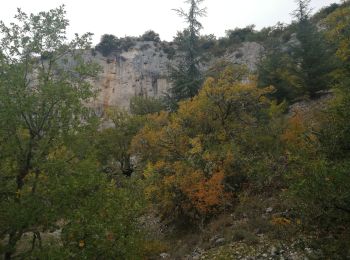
[271,216,292,226]
[131,66,275,224]
[181,171,228,214]
[281,110,318,150]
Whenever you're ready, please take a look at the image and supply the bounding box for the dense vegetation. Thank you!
[1,1,350,259]
[0,7,147,259]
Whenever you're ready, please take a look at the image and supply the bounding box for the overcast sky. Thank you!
[0,0,340,45]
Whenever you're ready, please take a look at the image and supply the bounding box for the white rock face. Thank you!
[88,41,171,115]
[86,41,263,114]
[225,42,264,71]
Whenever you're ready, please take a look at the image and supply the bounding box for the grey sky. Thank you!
[0,0,340,45]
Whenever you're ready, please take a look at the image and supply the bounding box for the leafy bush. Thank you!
[131,66,275,226]
[130,95,165,116]
[225,25,257,44]
[140,30,160,42]
[95,34,136,56]
[161,43,176,59]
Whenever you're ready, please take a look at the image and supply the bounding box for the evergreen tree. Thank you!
[258,1,334,102]
[257,40,300,102]
[167,0,206,109]
[292,0,334,97]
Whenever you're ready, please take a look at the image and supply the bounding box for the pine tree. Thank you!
[167,0,207,109]
[292,0,334,97]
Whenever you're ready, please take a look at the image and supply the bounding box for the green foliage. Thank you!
[257,1,334,102]
[319,89,350,160]
[95,34,136,56]
[320,4,350,159]
[58,178,145,259]
[96,109,145,178]
[140,30,160,42]
[161,42,176,59]
[199,34,216,51]
[257,45,300,102]
[277,3,350,249]
[291,160,350,228]
[130,95,165,116]
[1,2,350,258]
[292,0,334,97]
[167,61,203,109]
[95,34,119,56]
[311,3,340,22]
[132,66,276,226]
[95,30,161,57]
[167,0,207,107]
[324,3,350,74]
[225,25,258,44]
[281,88,350,256]
[0,7,146,259]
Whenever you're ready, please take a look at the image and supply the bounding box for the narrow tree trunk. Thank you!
[4,231,19,260]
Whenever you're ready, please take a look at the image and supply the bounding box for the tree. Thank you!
[0,7,145,259]
[167,0,207,108]
[95,34,119,56]
[292,0,334,97]
[131,66,275,226]
[95,34,136,57]
[324,2,350,75]
[130,95,165,116]
[258,1,334,101]
[226,25,256,44]
[319,3,350,159]
[140,30,160,42]
[96,109,145,178]
[257,43,301,102]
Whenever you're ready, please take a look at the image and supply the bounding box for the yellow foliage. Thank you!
[130,65,275,223]
[47,146,73,160]
[325,6,350,62]
[281,110,318,151]
[142,240,169,258]
[189,137,203,155]
[79,240,85,248]
[271,217,291,226]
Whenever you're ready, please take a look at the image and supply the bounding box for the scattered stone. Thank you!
[305,247,313,255]
[266,207,273,213]
[254,228,262,234]
[215,238,226,245]
[160,252,170,258]
[271,246,278,255]
[209,235,219,242]
[192,247,204,259]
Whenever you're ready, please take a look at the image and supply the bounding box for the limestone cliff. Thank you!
[87,41,263,114]
[87,41,170,115]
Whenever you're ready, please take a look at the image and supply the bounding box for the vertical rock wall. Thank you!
[89,41,171,115]
[87,41,263,114]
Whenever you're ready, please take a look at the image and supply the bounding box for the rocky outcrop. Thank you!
[87,41,170,115]
[87,41,263,114]
[223,42,264,71]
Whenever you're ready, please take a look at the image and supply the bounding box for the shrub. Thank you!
[140,30,160,42]
[130,96,165,116]
[95,34,136,56]
[131,66,275,226]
